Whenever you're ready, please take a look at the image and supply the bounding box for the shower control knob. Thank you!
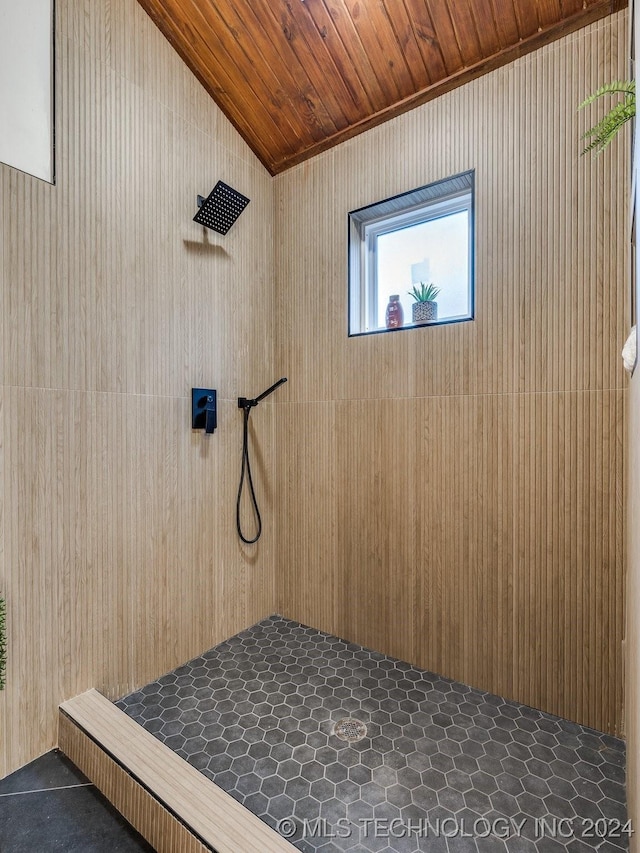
[191,388,217,434]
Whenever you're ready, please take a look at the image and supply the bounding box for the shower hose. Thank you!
[235,378,287,544]
[236,402,262,544]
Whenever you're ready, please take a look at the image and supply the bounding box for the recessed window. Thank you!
[348,171,475,336]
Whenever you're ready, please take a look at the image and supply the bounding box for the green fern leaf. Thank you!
[578,79,635,110]
[578,80,635,156]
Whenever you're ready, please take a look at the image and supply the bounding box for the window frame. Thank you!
[348,170,475,337]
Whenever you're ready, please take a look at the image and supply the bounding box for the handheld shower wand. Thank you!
[236,378,287,544]
[238,377,287,411]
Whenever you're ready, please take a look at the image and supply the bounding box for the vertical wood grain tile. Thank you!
[275,12,628,734]
[0,0,277,776]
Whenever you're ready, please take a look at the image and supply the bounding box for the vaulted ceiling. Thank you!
[137,0,625,175]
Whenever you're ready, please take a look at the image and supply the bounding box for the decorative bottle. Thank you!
[385,294,404,329]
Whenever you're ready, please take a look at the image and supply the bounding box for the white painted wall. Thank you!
[0,0,54,183]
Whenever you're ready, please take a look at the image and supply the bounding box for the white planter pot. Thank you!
[412,301,438,323]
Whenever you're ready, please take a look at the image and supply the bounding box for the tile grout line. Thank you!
[0,783,94,798]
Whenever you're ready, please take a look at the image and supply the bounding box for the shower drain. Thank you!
[332,717,367,743]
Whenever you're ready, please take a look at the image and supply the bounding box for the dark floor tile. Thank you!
[0,750,88,795]
[113,615,628,853]
[0,784,153,853]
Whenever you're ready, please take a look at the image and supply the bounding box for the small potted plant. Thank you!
[408,282,440,324]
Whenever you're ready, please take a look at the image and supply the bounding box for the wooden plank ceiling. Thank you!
[137,0,625,174]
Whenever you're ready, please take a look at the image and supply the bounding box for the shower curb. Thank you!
[58,689,294,853]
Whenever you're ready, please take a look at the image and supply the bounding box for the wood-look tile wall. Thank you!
[625,0,639,839]
[626,370,639,850]
[0,0,629,784]
[274,12,629,735]
[0,0,278,777]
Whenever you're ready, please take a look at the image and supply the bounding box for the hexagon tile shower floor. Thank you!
[116,617,628,853]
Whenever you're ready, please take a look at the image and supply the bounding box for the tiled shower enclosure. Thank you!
[117,617,628,852]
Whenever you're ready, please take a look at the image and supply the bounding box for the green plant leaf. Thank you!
[578,80,635,110]
[578,80,635,156]
[408,282,440,302]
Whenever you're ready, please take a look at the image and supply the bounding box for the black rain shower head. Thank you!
[193,180,250,234]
